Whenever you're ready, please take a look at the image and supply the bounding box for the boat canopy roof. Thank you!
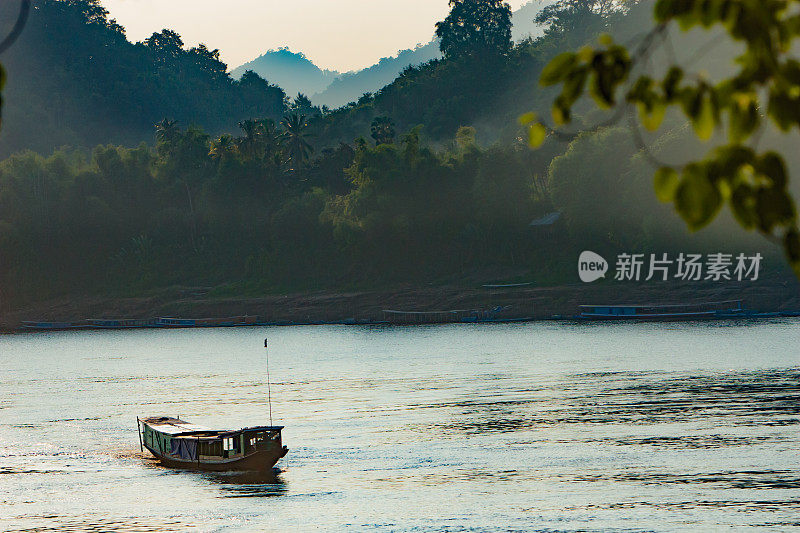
[141,417,213,435]
[141,417,284,439]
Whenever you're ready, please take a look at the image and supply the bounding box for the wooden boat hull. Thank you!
[145,442,287,472]
[138,417,287,473]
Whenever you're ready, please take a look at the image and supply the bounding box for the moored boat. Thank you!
[155,315,259,328]
[138,416,287,472]
[20,320,84,330]
[87,318,155,329]
[578,300,745,320]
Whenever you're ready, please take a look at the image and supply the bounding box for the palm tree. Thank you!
[236,119,264,161]
[257,118,280,158]
[155,118,178,141]
[280,114,314,172]
[292,93,313,113]
[154,119,179,155]
[209,134,236,160]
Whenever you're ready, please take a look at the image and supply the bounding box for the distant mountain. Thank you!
[232,1,554,108]
[313,2,552,108]
[230,47,340,97]
[313,43,440,108]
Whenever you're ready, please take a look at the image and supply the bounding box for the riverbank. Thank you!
[2,278,799,331]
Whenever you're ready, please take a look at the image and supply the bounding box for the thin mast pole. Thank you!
[265,338,273,426]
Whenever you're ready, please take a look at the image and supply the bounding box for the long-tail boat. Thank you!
[137,416,287,472]
[577,300,745,320]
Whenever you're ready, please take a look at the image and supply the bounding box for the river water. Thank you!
[1,321,799,531]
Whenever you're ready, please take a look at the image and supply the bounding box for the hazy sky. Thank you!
[102,0,533,73]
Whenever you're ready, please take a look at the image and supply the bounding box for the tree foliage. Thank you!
[525,0,800,274]
[281,114,314,171]
[0,121,563,305]
[435,0,513,59]
[370,117,396,145]
[0,0,286,156]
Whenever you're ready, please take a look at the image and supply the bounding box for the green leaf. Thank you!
[755,152,788,188]
[540,52,577,86]
[561,67,588,104]
[638,100,666,131]
[755,187,795,233]
[692,92,715,140]
[730,184,758,229]
[714,144,755,178]
[518,112,537,126]
[654,167,679,202]
[527,122,547,148]
[654,0,695,22]
[728,93,759,143]
[674,164,723,230]
[552,96,571,125]
[767,91,796,131]
[662,67,684,101]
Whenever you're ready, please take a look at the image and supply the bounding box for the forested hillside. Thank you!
[0,0,793,311]
[0,0,286,157]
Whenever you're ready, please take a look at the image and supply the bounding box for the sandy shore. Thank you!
[2,278,799,331]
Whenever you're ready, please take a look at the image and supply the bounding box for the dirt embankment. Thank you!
[2,278,799,330]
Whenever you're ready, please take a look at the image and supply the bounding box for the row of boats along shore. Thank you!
[21,315,261,331]
[17,300,800,331]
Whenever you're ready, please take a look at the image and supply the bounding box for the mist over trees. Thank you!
[0,0,793,309]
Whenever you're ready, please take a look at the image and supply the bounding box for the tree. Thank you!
[280,114,314,172]
[154,119,179,153]
[237,119,265,160]
[143,29,185,66]
[153,123,212,251]
[523,0,800,274]
[187,43,228,84]
[209,134,237,160]
[370,117,396,145]
[536,0,626,27]
[435,0,513,60]
[291,93,317,116]
[535,0,627,45]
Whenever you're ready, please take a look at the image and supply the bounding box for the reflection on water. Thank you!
[204,468,288,498]
[567,499,800,512]
[4,517,194,532]
[571,470,800,489]
[404,368,800,439]
[0,321,798,531]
